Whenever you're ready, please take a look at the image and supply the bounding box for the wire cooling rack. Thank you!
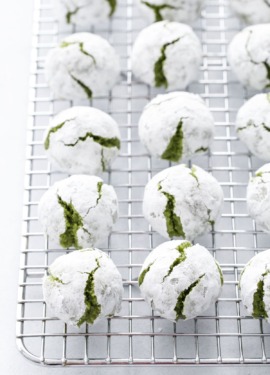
[16,0,270,367]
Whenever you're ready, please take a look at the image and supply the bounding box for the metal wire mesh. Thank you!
[16,0,270,366]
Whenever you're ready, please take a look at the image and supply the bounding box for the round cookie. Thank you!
[230,0,270,25]
[139,240,223,321]
[45,32,120,100]
[38,175,118,249]
[43,249,123,326]
[131,21,202,90]
[240,249,270,322]
[135,0,204,24]
[228,24,270,90]
[236,94,270,161]
[247,164,270,232]
[44,106,121,175]
[55,0,117,28]
[143,164,223,241]
[138,92,214,162]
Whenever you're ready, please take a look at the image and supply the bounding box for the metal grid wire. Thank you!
[16,0,270,366]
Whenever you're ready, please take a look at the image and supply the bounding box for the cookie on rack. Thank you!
[139,240,223,321]
[43,249,123,326]
[55,0,117,28]
[139,92,214,162]
[247,163,270,232]
[236,94,270,161]
[135,0,204,24]
[131,21,202,90]
[38,175,118,249]
[240,249,270,322]
[228,24,270,90]
[230,0,270,25]
[143,164,223,241]
[44,106,121,175]
[45,32,120,100]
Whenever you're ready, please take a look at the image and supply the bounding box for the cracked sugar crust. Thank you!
[44,106,121,175]
[227,24,270,90]
[230,0,270,25]
[139,240,223,321]
[55,0,116,28]
[247,163,270,232]
[131,21,202,90]
[43,249,123,326]
[45,32,120,100]
[38,175,118,249]
[143,164,224,241]
[240,250,270,323]
[236,94,270,161]
[135,0,204,24]
[138,92,214,162]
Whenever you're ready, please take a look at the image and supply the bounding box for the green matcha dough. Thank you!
[38,175,118,249]
[56,0,117,28]
[240,250,270,322]
[44,106,121,175]
[43,249,123,327]
[143,164,223,241]
[139,92,214,162]
[138,240,223,321]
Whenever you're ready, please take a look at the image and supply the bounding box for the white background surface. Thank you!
[0,0,268,374]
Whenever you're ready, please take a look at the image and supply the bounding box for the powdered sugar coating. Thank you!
[55,0,116,28]
[135,0,204,24]
[227,24,270,90]
[45,32,120,100]
[240,250,270,323]
[43,249,123,326]
[139,92,214,162]
[230,0,270,25]
[139,240,223,321]
[143,164,224,241]
[236,94,270,161]
[131,21,202,90]
[38,175,118,248]
[44,106,121,175]
[247,163,270,232]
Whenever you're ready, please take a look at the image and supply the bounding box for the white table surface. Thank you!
[0,1,268,374]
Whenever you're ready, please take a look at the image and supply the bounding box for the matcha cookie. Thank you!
[236,94,270,161]
[38,175,118,249]
[43,249,123,326]
[228,24,270,90]
[240,249,270,323]
[131,21,202,90]
[143,164,223,241]
[139,240,223,321]
[44,106,121,175]
[230,0,270,25]
[45,32,120,100]
[139,92,214,162]
[135,0,203,24]
[247,164,270,232]
[56,0,117,28]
